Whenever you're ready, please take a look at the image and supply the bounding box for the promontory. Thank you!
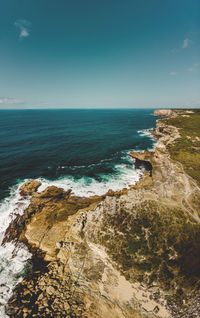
[4,109,200,318]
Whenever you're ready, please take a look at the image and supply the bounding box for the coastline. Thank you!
[3,109,200,317]
[0,108,157,202]
[0,119,156,317]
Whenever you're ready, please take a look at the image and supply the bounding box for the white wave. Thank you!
[137,128,158,150]
[38,158,144,197]
[57,158,113,170]
[0,184,32,317]
[137,128,155,140]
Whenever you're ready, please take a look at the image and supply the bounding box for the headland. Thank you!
[4,109,200,318]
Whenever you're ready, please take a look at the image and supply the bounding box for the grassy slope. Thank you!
[100,201,200,290]
[94,110,200,313]
[164,109,200,185]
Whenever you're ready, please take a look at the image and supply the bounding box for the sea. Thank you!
[0,108,158,316]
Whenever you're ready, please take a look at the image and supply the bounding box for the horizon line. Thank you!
[0,106,200,110]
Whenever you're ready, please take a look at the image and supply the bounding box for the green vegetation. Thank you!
[95,111,200,311]
[164,109,200,185]
[98,200,200,293]
[188,190,200,218]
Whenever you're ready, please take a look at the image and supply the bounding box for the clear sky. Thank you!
[0,0,199,109]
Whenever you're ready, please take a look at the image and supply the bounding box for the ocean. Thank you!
[0,108,157,316]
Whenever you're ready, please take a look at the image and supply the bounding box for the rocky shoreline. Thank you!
[4,109,200,317]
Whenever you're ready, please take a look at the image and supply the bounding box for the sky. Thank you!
[0,0,199,109]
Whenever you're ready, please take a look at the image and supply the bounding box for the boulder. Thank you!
[38,186,69,198]
[19,180,41,196]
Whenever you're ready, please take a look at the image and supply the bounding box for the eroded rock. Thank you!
[19,180,41,196]
[154,109,173,117]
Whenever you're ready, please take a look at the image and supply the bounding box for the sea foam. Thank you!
[0,184,31,317]
[37,151,145,197]
[137,128,157,150]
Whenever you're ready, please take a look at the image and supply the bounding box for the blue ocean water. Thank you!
[0,109,157,316]
[0,109,157,199]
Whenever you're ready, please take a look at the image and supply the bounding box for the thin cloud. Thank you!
[170,72,177,76]
[187,63,200,73]
[170,37,192,53]
[182,38,189,49]
[0,97,23,104]
[14,19,31,39]
[170,48,179,53]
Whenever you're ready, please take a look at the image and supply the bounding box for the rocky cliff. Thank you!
[4,109,200,318]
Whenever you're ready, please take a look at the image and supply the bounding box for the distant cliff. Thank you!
[154,109,173,117]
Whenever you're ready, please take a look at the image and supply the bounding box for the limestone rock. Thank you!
[154,109,173,117]
[19,180,41,196]
[129,151,153,177]
[38,186,70,198]
[129,150,153,163]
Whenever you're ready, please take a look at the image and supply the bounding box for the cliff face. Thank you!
[5,110,200,318]
[153,109,174,117]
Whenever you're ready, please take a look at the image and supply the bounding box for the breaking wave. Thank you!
[0,184,31,317]
[37,155,145,197]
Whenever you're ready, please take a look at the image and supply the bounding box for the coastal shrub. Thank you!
[164,110,200,185]
[98,200,200,291]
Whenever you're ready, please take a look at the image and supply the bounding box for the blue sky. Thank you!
[0,0,199,109]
